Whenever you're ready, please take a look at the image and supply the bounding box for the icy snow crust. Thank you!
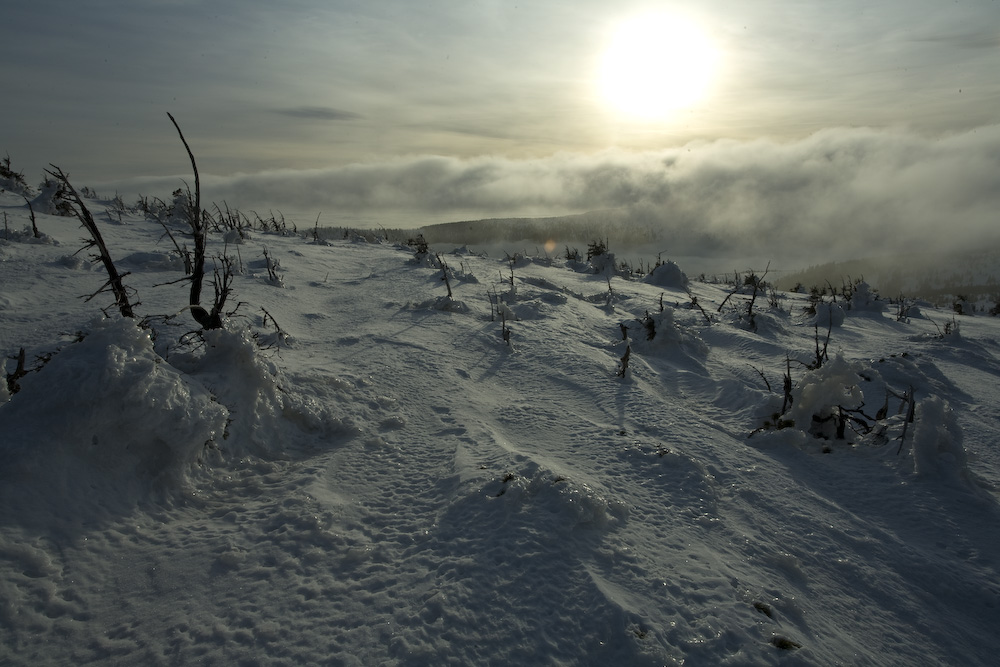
[1,191,1000,665]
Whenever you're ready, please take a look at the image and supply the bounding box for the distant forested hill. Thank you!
[777,252,1000,307]
[419,209,725,256]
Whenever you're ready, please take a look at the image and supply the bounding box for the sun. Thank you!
[598,13,719,120]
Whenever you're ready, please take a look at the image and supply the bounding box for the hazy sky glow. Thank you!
[3,0,999,251]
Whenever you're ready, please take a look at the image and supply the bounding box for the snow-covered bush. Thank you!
[589,250,618,275]
[489,461,628,532]
[909,396,971,486]
[167,325,346,457]
[168,187,192,224]
[755,349,973,487]
[0,224,51,244]
[585,238,608,262]
[0,315,347,524]
[847,281,886,314]
[30,178,73,216]
[620,308,709,372]
[755,348,910,444]
[136,194,174,223]
[784,354,868,441]
[119,250,186,272]
[643,259,689,289]
[952,295,972,316]
[0,154,32,196]
[811,301,845,328]
[417,295,470,312]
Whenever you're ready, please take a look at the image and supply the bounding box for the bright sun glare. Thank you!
[598,13,718,120]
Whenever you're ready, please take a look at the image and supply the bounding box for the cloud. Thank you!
[274,106,362,121]
[100,125,1000,263]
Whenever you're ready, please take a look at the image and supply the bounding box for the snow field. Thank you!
[1,191,1000,665]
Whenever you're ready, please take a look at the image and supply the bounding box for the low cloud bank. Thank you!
[101,125,1000,262]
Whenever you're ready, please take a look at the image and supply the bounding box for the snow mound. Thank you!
[910,396,971,486]
[490,461,628,532]
[642,260,689,289]
[29,181,72,216]
[414,295,470,312]
[0,317,227,519]
[119,250,186,272]
[56,254,90,270]
[169,326,350,458]
[0,226,54,245]
[625,309,709,360]
[0,318,349,524]
[810,301,845,328]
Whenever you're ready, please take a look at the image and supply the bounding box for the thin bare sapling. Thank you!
[45,165,136,318]
[167,112,222,329]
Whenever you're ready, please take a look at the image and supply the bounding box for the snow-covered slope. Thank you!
[2,191,999,665]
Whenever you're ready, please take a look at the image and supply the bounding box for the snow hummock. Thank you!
[642,259,689,289]
[2,189,1000,665]
[1,316,225,520]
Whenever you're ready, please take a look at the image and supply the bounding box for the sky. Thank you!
[3,0,999,246]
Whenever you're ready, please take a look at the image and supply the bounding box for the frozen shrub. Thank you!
[169,187,192,224]
[30,178,74,216]
[847,281,886,314]
[909,396,971,486]
[643,260,689,289]
[407,233,429,255]
[952,295,971,316]
[585,238,607,261]
[811,301,845,328]
[621,309,709,363]
[803,285,823,315]
[0,154,32,196]
[585,238,619,276]
[784,354,867,442]
[589,251,617,276]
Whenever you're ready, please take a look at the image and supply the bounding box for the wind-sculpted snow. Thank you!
[167,327,353,458]
[623,308,709,363]
[118,250,186,272]
[0,317,227,522]
[1,190,1000,665]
